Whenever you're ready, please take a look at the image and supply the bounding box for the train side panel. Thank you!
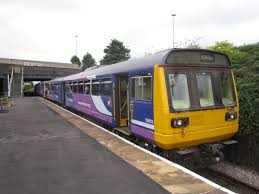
[48,83,62,104]
[64,80,114,126]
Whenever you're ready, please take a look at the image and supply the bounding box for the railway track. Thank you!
[79,108,259,193]
[196,168,259,194]
[51,99,258,194]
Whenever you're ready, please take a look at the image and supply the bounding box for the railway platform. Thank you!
[0,97,234,194]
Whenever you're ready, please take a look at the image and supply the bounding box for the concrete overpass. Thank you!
[0,58,81,97]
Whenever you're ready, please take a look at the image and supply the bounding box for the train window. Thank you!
[65,83,70,92]
[73,82,78,93]
[69,83,73,91]
[168,74,190,110]
[131,77,140,100]
[51,84,56,91]
[196,73,215,107]
[91,79,100,95]
[143,77,152,100]
[78,81,84,94]
[101,78,112,96]
[84,80,90,95]
[131,76,152,101]
[219,73,234,106]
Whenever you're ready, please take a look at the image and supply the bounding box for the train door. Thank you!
[129,71,154,139]
[61,82,65,105]
[115,74,129,127]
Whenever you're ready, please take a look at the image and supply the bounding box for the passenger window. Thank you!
[65,83,70,92]
[52,84,56,91]
[91,79,100,95]
[196,73,215,107]
[69,83,73,92]
[73,82,78,93]
[143,77,152,100]
[101,78,112,96]
[78,81,84,94]
[131,75,152,101]
[168,74,190,110]
[84,80,90,95]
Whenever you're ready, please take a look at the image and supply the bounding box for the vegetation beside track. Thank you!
[209,41,259,171]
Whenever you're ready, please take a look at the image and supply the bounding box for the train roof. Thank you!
[81,49,172,78]
[49,48,230,82]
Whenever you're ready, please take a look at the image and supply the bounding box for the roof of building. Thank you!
[0,58,80,70]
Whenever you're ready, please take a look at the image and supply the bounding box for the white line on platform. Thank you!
[45,99,236,194]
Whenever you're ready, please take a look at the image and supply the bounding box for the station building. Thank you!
[0,58,81,97]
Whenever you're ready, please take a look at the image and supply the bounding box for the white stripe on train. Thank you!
[91,95,112,116]
[131,119,154,130]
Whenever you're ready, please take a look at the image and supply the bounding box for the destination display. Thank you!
[166,50,230,66]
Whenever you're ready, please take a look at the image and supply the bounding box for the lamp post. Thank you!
[171,14,176,48]
[75,35,78,56]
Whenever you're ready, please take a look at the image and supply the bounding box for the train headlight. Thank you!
[171,117,189,128]
[225,112,237,121]
[177,120,182,126]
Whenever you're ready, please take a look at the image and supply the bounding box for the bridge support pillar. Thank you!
[21,66,24,98]
[12,66,24,97]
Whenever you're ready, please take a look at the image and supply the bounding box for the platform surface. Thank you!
[0,98,168,194]
[0,97,230,194]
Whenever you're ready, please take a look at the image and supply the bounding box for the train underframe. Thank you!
[133,137,238,169]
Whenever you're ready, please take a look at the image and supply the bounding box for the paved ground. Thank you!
[42,98,228,194]
[0,98,168,194]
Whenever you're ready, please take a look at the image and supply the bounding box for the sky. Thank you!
[0,0,258,64]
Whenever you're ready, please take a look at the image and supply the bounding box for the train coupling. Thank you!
[200,140,238,165]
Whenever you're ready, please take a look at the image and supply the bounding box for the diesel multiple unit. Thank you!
[38,49,239,167]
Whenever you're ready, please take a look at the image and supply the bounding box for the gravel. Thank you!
[209,162,259,191]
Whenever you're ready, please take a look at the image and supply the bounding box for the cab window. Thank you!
[196,73,215,107]
[219,73,235,106]
[168,73,190,110]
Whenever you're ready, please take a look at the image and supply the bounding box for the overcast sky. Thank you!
[0,0,258,64]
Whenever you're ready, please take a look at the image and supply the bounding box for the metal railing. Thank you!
[0,92,15,112]
[0,91,8,98]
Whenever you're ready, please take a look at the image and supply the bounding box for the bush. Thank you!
[209,42,259,136]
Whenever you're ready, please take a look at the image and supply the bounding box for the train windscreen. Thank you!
[165,69,236,112]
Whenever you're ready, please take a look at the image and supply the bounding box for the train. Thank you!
[38,48,239,167]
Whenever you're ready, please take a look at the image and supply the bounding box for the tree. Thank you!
[209,41,259,137]
[70,55,81,67]
[208,41,246,68]
[81,53,96,71]
[176,37,202,49]
[100,39,130,65]
[209,42,259,168]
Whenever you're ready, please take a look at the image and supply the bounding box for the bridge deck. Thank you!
[0,97,232,194]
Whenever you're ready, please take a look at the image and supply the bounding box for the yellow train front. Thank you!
[153,49,239,165]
